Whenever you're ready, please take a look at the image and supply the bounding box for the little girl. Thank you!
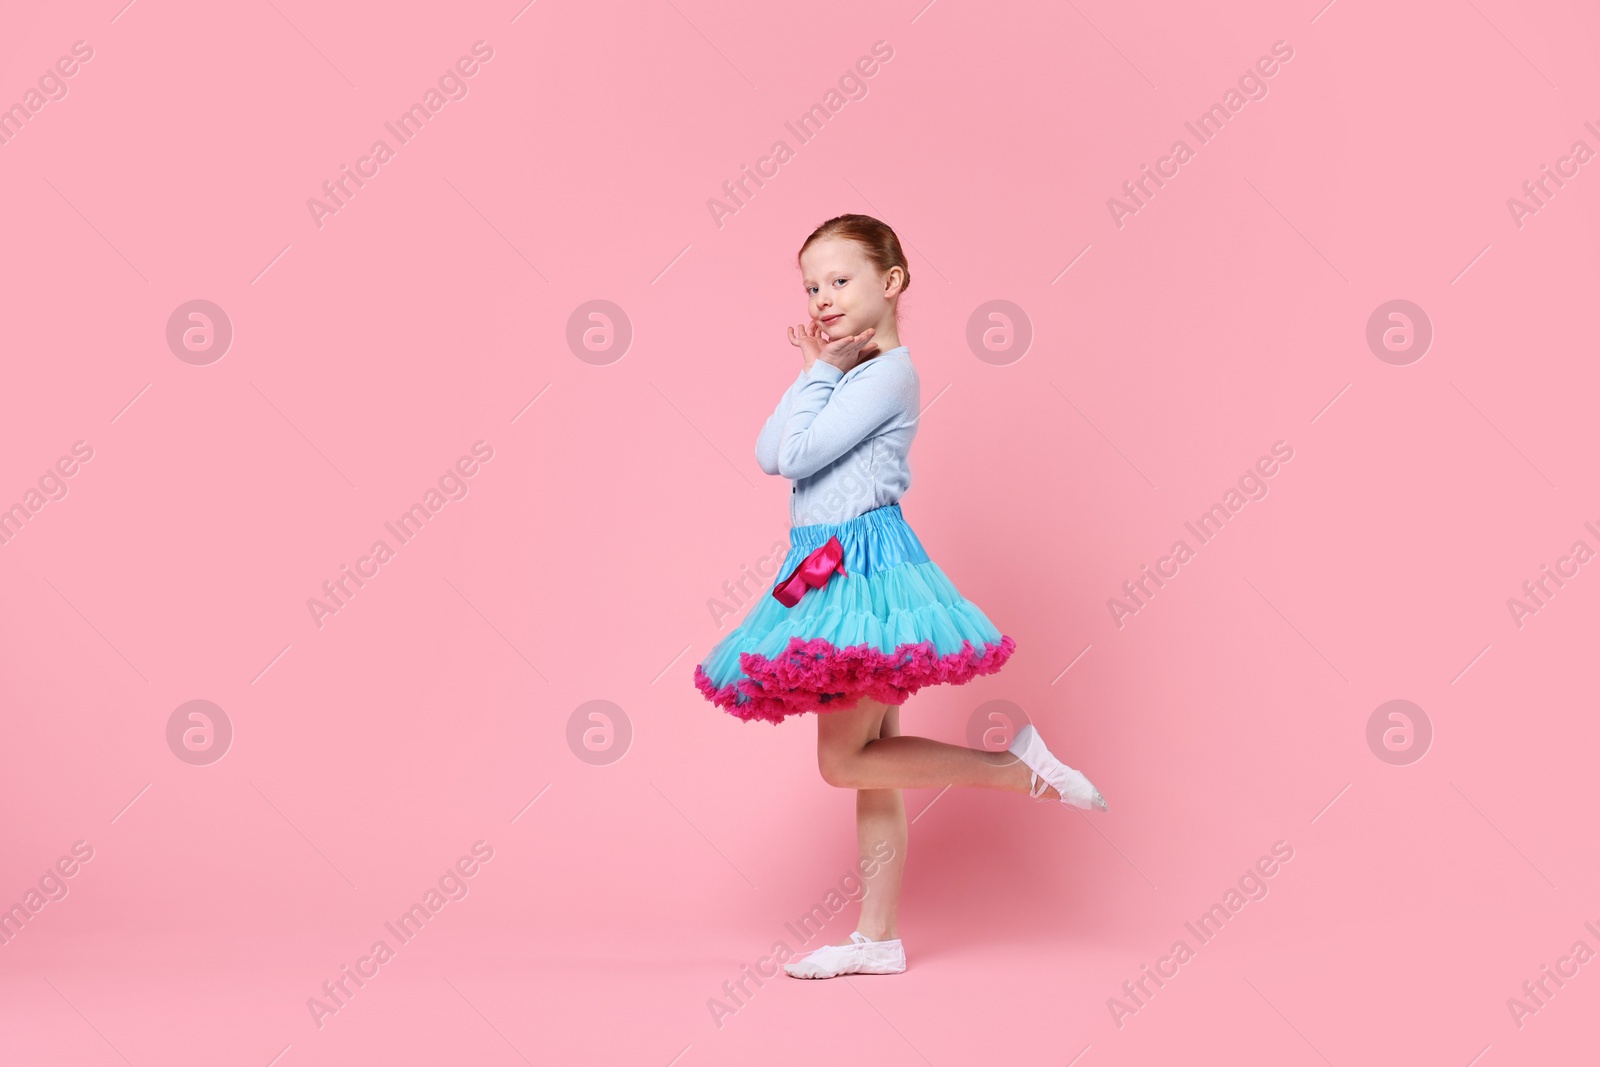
[693,214,1108,979]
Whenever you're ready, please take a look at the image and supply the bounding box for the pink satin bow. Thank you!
[772,536,849,607]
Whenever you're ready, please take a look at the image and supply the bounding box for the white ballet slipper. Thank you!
[782,931,907,979]
[1008,724,1109,811]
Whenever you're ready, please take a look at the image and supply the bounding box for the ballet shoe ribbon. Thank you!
[772,536,849,607]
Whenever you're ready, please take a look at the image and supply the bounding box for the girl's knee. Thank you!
[817,748,859,789]
[819,755,857,790]
[816,700,886,787]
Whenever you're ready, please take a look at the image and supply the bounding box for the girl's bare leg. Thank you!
[811,697,1063,950]
[815,695,1062,797]
[854,704,905,942]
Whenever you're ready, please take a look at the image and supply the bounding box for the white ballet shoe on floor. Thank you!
[782,931,907,979]
[1008,724,1109,812]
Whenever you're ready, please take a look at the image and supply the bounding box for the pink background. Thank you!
[2,0,1598,1063]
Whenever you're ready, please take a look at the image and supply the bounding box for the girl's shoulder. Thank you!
[857,346,916,379]
[853,347,918,402]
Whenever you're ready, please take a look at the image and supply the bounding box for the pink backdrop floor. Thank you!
[2,0,1598,1064]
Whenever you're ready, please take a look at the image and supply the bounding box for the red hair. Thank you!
[798,214,912,298]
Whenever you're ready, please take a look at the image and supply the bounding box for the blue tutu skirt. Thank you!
[694,503,1016,725]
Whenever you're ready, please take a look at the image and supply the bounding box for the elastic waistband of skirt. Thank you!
[786,503,928,575]
[790,502,905,547]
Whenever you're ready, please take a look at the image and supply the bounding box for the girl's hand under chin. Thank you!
[787,320,827,370]
[788,321,879,374]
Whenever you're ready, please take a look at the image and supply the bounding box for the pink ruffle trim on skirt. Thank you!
[694,633,1017,725]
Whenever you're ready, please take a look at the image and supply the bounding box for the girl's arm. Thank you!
[755,368,809,475]
[773,358,913,480]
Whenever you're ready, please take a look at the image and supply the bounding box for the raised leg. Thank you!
[815,695,1059,797]
[807,696,1068,953]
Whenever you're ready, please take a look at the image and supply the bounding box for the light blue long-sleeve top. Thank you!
[755,345,920,528]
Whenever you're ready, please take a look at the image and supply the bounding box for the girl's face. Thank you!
[800,236,902,341]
